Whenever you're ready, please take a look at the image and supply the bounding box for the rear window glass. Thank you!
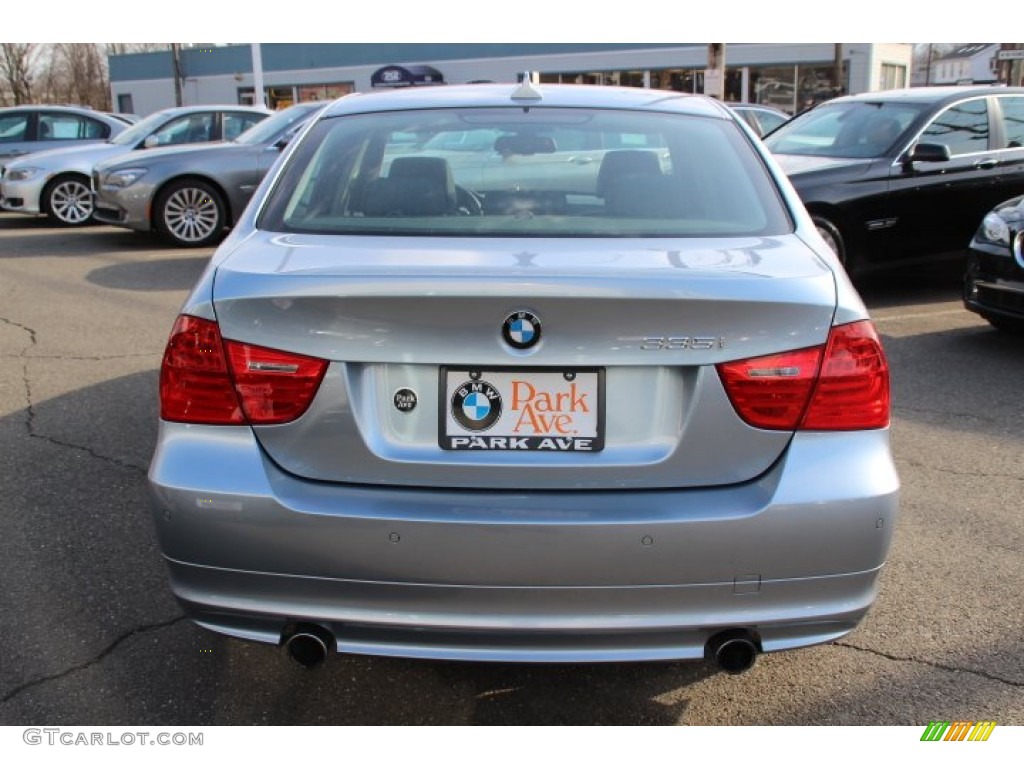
[258,107,791,238]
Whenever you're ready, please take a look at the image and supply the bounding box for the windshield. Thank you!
[234,103,323,146]
[259,107,792,238]
[764,101,926,158]
[108,110,177,147]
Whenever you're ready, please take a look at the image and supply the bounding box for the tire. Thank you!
[811,216,850,269]
[154,179,227,248]
[43,174,94,226]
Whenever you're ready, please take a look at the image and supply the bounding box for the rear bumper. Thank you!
[149,423,899,662]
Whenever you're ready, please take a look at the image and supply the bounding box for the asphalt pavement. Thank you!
[0,216,1021,726]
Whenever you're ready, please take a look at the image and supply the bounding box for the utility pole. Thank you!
[171,43,183,106]
[705,43,726,100]
[833,44,843,94]
[251,43,266,109]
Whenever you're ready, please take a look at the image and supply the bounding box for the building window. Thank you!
[879,64,906,91]
[238,82,354,108]
[117,94,134,114]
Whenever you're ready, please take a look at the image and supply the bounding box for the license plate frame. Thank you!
[439,367,605,452]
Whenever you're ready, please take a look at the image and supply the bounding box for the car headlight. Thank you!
[978,212,1010,246]
[103,168,148,188]
[4,167,42,182]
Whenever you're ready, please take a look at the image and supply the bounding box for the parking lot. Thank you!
[0,214,1021,726]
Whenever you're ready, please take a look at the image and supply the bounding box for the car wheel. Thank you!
[43,174,94,226]
[155,179,226,247]
[812,216,848,268]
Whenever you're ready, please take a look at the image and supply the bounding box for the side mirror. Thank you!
[143,135,160,149]
[906,142,951,164]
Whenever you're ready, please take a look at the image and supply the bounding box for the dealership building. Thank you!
[108,43,913,117]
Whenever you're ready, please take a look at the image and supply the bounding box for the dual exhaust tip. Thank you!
[281,624,759,674]
[281,624,334,668]
[705,629,760,675]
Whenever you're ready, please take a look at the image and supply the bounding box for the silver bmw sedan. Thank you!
[148,80,898,673]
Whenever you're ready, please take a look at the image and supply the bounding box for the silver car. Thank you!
[92,102,325,246]
[0,105,269,226]
[148,82,898,673]
[0,104,129,165]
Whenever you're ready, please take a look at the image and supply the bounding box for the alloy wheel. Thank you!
[48,178,94,225]
[162,186,222,244]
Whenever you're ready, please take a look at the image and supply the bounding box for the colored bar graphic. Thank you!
[968,722,997,742]
[920,720,996,742]
[945,721,972,741]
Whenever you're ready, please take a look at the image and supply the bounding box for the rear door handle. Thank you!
[973,158,998,170]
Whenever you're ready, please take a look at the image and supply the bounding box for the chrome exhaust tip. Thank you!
[281,624,334,668]
[705,629,760,675]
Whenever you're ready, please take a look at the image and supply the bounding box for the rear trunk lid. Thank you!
[211,231,836,490]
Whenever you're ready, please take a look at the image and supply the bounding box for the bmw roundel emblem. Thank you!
[451,380,502,431]
[502,310,542,350]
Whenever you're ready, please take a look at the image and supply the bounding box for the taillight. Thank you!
[717,320,889,431]
[717,345,823,430]
[159,315,328,426]
[224,339,328,424]
[801,321,889,430]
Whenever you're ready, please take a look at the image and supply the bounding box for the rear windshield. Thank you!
[258,107,791,238]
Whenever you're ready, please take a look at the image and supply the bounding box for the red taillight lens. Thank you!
[717,320,889,431]
[800,321,890,430]
[159,315,328,426]
[717,345,824,430]
[224,340,328,425]
[160,315,244,424]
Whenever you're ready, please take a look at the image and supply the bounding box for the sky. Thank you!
[6,2,1019,45]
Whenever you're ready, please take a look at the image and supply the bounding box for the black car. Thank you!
[764,86,1024,275]
[964,195,1024,333]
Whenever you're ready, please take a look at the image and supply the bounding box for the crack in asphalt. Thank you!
[835,641,1023,688]
[1,315,149,473]
[0,615,188,705]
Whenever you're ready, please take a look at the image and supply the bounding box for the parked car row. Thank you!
[3,86,1024,332]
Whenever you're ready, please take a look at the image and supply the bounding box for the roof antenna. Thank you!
[511,72,543,103]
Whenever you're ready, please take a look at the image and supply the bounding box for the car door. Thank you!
[886,96,1004,261]
[148,112,216,147]
[991,94,1024,205]
[0,110,34,163]
[36,111,112,152]
[221,111,266,142]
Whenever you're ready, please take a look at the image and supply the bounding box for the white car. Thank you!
[0,105,269,226]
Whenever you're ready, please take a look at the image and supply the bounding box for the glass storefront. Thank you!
[541,63,847,114]
[239,82,354,109]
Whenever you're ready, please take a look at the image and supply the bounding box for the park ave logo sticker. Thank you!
[444,370,602,451]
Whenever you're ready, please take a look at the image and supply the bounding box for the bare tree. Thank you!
[106,43,170,56]
[0,43,37,105]
[38,43,110,110]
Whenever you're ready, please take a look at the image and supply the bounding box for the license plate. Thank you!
[440,368,604,451]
